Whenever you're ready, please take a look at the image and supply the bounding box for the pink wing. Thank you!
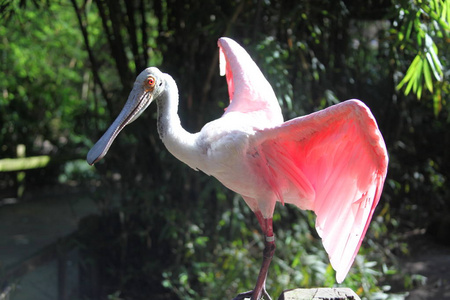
[250,99,388,282]
[218,37,283,125]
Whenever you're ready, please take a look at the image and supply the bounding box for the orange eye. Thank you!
[148,77,156,87]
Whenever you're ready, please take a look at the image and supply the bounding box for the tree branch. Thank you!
[70,0,113,120]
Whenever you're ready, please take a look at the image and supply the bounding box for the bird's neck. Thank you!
[156,75,200,169]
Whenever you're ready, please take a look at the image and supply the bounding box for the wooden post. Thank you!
[278,288,360,300]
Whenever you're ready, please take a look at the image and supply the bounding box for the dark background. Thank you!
[1,0,449,299]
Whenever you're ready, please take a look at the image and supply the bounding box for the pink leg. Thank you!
[233,213,275,300]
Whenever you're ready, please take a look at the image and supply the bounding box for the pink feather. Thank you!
[218,38,388,283]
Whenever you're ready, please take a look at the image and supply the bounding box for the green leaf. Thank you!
[416,32,423,47]
[423,58,433,92]
[446,0,450,25]
[433,89,442,115]
[425,52,440,81]
[396,54,422,90]
[429,44,444,80]
[405,18,413,41]
[411,58,423,95]
[403,56,423,96]
[416,79,423,99]
[404,71,415,95]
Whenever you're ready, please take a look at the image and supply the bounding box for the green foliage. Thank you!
[2,0,450,299]
[58,159,98,183]
[394,0,449,114]
[154,200,403,299]
[0,0,94,163]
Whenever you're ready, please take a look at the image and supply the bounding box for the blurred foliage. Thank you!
[0,1,88,154]
[1,0,449,299]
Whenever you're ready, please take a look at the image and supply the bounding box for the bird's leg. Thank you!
[251,215,275,300]
[250,233,275,300]
[233,213,275,300]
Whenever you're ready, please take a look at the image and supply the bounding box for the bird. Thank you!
[87,37,388,300]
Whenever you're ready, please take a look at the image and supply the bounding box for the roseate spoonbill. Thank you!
[87,37,388,300]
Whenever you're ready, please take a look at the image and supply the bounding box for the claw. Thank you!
[232,288,272,300]
[262,289,272,300]
[232,290,252,300]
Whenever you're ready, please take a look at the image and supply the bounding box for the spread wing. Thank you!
[218,37,283,125]
[250,99,388,282]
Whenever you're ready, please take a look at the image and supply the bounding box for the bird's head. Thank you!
[87,67,166,165]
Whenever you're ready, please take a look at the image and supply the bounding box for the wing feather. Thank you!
[250,99,388,282]
[217,38,283,124]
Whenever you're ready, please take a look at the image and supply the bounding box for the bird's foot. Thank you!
[232,290,253,300]
[232,289,272,300]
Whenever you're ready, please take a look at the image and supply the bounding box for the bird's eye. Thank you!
[148,77,156,87]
